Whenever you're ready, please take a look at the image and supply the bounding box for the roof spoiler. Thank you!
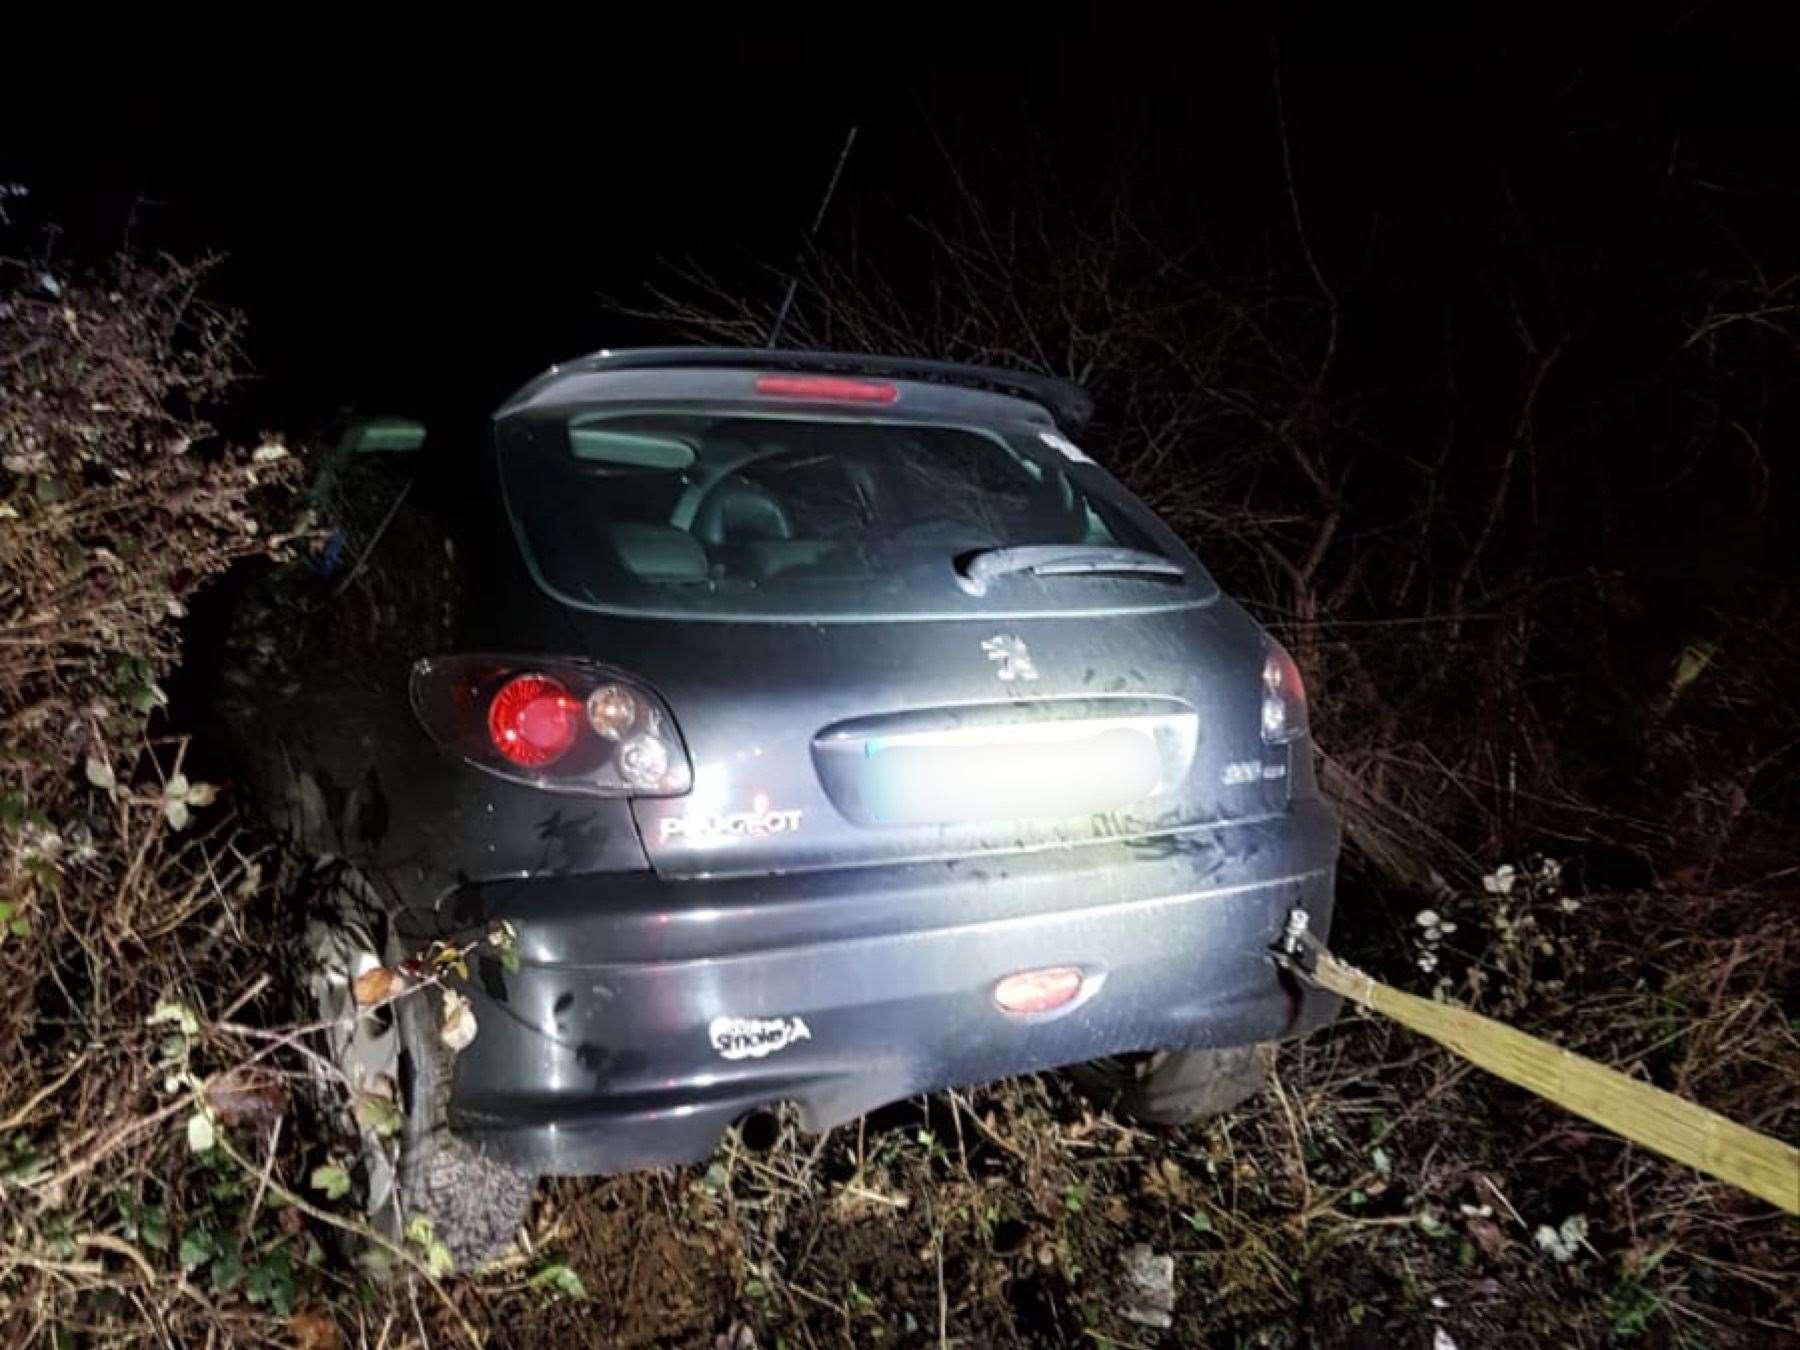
[507,346,1095,434]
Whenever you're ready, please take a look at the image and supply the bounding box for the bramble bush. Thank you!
[0,240,297,1040]
[0,236,309,1341]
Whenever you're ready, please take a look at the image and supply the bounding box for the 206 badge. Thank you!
[709,1015,813,1061]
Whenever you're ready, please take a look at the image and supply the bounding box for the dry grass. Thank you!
[457,863,1795,1350]
[11,851,1790,1346]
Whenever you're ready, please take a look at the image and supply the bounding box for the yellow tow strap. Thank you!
[1287,930,1800,1215]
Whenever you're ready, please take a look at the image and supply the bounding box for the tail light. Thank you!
[1261,644,1308,745]
[412,655,692,796]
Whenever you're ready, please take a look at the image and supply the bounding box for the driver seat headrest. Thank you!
[693,478,795,546]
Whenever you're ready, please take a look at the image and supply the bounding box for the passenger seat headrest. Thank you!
[602,523,710,581]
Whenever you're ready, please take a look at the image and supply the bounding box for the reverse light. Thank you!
[618,734,670,791]
[585,683,641,740]
[413,655,692,796]
[1261,646,1308,745]
[993,966,1085,1015]
[754,374,899,404]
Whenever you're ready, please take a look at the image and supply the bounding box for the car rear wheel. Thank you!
[306,867,533,1271]
[1070,1043,1275,1125]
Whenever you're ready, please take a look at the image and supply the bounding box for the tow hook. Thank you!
[1279,906,1309,955]
[1273,906,1321,984]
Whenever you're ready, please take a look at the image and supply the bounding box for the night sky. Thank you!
[3,12,1792,437]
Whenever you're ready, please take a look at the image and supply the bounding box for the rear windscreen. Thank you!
[497,409,1202,620]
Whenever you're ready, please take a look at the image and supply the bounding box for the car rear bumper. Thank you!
[440,798,1340,1176]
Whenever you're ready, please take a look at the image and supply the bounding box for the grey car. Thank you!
[234,349,1340,1265]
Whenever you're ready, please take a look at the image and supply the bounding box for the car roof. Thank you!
[495,347,1095,434]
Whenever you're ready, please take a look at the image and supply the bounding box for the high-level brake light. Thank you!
[754,374,899,404]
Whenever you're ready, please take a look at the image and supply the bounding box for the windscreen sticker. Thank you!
[1039,430,1094,464]
[709,1015,812,1060]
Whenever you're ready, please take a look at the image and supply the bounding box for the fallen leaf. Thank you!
[1119,1243,1175,1330]
[439,988,477,1052]
[1466,1218,1507,1260]
[528,1261,588,1300]
[309,1163,351,1201]
[287,1309,340,1350]
[425,1239,455,1278]
[206,1071,288,1127]
[351,966,404,1008]
[147,1000,200,1037]
[353,1090,404,1138]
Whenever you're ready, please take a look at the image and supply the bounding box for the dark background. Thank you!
[6,10,1792,433]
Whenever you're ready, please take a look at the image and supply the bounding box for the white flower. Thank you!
[186,1110,216,1154]
[1417,951,1439,972]
[1482,864,1517,895]
[1534,1214,1589,1263]
[1415,909,1441,928]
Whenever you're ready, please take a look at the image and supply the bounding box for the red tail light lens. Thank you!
[754,374,898,404]
[487,674,580,767]
[993,966,1085,1015]
[1261,645,1308,745]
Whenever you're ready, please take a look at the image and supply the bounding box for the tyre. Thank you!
[1069,1043,1275,1125]
[306,868,533,1271]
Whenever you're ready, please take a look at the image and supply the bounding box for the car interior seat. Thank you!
[692,477,796,547]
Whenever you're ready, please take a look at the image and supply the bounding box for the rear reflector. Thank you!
[754,374,899,404]
[993,966,1085,1015]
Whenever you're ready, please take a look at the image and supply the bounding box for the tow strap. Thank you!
[1276,911,1800,1215]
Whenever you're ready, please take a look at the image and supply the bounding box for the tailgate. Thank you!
[615,604,1291,879]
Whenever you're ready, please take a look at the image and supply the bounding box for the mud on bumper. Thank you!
[441,799,1339,1176]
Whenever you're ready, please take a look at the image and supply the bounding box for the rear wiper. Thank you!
[955,545,1186,596]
